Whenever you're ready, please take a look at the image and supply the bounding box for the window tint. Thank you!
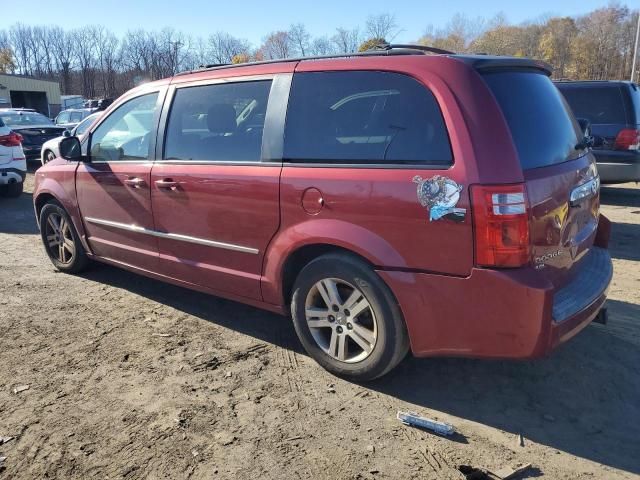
[557,85,626,124]
[484,72,582,170]
[90,92,158,162]
[283,71,452,165]
[164,80,272,162]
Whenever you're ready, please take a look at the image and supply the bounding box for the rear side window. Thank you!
[164,80,272,162]
[558,85,627,124]
[57,111,70,124]
[484,72,582,170]
[627,84,640,124]
[284,71,452,165]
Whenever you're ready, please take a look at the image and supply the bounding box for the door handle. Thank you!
[155,179,178,190]
[124,177,145,188]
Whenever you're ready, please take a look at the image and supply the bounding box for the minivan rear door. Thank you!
[483,71,600,288]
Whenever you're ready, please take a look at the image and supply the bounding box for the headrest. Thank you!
[207,104,237,134]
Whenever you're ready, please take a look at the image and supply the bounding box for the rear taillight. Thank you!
[613,128,640,151]
[471,184,531,268]
[0,131,23,147]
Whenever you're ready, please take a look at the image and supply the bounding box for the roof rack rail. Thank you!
[199,63,231,69]
[369,43,455,55]
[177,45,452,76]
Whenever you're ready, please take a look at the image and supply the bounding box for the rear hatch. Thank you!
[556,82,640,153]
[483,71,600,288]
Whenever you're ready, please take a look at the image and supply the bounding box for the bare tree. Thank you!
[288,23,311,56]
[365,13,398,42]
[208,32,251,64]
[332,27,360,53]
[261,31,292,59]
[50,27,75,94]
[74,26,98,97]
[309,36,336,56]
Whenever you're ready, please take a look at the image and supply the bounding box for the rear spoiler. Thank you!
[451,55,553,76]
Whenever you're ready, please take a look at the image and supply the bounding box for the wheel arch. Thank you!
[261,219,408,307]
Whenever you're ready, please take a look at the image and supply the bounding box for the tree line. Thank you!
[0,5,637,101]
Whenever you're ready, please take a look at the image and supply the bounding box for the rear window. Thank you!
[558,85,627,125]
[484,72,582,170]
[284,71,452,165]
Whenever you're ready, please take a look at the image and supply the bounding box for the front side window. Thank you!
[90,93,159,162]
[164,80,272,162]
[283,71,453,165]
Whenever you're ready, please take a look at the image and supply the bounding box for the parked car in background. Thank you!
[556,81,640,184]
[0,116,27,197]
[54,108,96,131]
[0,109,66,163]
[41,111,101,164]
[33,47,612,380]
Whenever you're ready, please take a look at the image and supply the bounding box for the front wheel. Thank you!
[39,201,89,273]
[43,150,56,164]
[291,253,409,381]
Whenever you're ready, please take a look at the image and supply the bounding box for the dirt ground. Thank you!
[0,171,638,480]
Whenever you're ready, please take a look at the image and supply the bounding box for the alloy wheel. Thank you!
[44,212,75,264]
[304,278,378,363]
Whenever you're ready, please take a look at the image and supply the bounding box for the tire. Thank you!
[3,182,23,198]
[43,150,56,164]
[39,201,89,273]
[291,253,409,381]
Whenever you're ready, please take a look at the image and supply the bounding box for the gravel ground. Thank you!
[0,171,638,479]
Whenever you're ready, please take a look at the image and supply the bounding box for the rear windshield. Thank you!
[558,85,627,124]
[483,71,583,170]
[0,112,54,127]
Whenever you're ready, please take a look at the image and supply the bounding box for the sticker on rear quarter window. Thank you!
[413,175,466,222]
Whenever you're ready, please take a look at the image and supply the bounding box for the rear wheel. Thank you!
[39,201,89,273]
[291,253,409,381]
[1,182,23,198]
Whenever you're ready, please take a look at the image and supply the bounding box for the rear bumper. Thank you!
[377,246,612,359]
[594,150,640,183]
[0,167,26,185]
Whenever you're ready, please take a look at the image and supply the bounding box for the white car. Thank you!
[41,111,101,165]
[0,118,27,197]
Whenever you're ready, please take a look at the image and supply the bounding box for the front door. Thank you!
[150,76,288,300]
[76,90,164,272]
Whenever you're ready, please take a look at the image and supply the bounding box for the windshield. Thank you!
[483,71,584,170]
[0,112,54,127]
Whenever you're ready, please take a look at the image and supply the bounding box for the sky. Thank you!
[0,0,624,45]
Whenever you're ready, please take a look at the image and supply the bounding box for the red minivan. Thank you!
[34,46,612,380]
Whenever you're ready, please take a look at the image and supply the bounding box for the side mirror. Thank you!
[59,136,83,161]
[63,130,71,138]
